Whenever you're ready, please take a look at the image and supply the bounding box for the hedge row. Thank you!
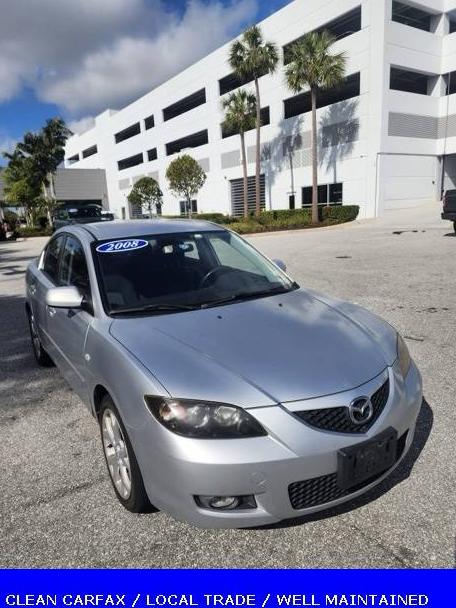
[17,227,53,238]
[193,205,360,234]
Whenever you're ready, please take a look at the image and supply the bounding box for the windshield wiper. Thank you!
[200,284,297,309]
[110,303,198,316]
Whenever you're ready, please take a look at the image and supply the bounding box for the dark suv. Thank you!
[442,191,456,233]
[52,204,114,231]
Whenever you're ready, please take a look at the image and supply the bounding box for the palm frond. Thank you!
[229,24,279,79]
[285,30,346,93]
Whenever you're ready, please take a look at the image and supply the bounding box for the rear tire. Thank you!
[453,221,456,234]
[27,308,54,367]
[99,395,154,513]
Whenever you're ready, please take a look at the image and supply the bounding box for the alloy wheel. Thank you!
[101,408,132,500]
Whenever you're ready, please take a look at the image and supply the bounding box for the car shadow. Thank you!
[443,233,456,237]
[0,293,61,419]
[251,397,433,531]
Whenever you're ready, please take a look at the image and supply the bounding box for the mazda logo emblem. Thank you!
[349,397,374,425]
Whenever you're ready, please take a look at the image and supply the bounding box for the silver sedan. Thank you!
[25,220,422,528]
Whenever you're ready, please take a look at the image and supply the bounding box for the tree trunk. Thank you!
[311,87,319,225]
[42,182,52,227]
[187,195,192,219]
[254,77,262,217]
[240,130,248,218]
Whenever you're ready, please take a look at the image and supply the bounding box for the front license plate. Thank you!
[337,427,398,491]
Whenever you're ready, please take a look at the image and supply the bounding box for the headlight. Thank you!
[397,334,411,379]
[145,396,267,439]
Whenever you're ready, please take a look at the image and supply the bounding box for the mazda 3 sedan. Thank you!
[25,220,422,528]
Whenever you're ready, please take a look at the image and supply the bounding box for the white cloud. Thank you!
[68,116,96,135]
[0,0,257,115]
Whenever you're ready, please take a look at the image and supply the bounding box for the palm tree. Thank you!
[285,31,346,225]
[229,25,278,216]
[222,90,257,218]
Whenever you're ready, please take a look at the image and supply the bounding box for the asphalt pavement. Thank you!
[0,203,454,567]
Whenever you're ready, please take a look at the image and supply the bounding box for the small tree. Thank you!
[222,89,256,218]
[16,117,72,224]
[2,151,42,226]
[285,31,346,225]
[166,155,206,218]
[127,176,163,218]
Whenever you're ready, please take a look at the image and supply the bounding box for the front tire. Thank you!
[99,395,154,513]
[27,308,54,367]
[453,221,456,234]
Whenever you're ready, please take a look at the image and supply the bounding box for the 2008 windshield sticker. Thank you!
[96,239,149,253]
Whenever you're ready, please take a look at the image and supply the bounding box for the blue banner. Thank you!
[0,570,453,608]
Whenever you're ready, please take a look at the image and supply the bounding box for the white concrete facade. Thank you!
[64,0,456,219]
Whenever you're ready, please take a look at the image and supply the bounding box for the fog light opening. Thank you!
[195,494,256,511]
[211,496,239,510]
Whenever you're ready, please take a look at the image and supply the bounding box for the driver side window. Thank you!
[43,235,65,283]
[59,236,91,294]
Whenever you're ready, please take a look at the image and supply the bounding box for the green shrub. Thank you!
[321,205,359,223]
[193,212,229,224]
[18,226,53,238]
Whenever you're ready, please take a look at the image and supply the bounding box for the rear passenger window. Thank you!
[59,236,90,293]
[43,236,65,283]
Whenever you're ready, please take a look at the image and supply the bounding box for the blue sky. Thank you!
[0,0,291,165]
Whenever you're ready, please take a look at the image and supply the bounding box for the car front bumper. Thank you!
[135,360,422,528]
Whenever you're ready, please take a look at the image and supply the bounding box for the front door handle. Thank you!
[29,282,37,296]
[47,306,56,318]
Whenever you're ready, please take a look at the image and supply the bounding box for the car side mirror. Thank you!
[46,286,84,309]
[273,259,287,272]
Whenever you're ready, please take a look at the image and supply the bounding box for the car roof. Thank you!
[64,219,222,241]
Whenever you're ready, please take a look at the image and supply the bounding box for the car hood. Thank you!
[109,289,397,407]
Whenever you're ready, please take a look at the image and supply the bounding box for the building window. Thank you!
[390,67,432,95]
[230,175,266,217]
[284,73,360,120]
[163,89,206,122]
[166,130,208,156]
[179,200,198,215]
[283,7,362,64]
[144,114,155,130]
[82,145,97,158]
[67,154,79,164]
[147,148,158,162]
[450,15,456,34]
[329,183,343,203]
[302,183,343,207]
[115,122,141,144]
[118,153,144,171]
[221,107,270,138]
[289,194,295,210]
[218,67,269,96]
[392,1,433,32]
[445,71,456,95]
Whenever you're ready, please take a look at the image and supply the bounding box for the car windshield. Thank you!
[93,230,297,314]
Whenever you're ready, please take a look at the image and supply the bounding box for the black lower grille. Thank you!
[294,378,390,434]
[288,430,408,510]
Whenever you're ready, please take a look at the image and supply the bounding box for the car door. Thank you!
[45,234,94,402]
[29,234,66,351]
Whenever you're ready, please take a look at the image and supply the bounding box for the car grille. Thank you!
[288,430,408,510]
[293,378,390,434]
